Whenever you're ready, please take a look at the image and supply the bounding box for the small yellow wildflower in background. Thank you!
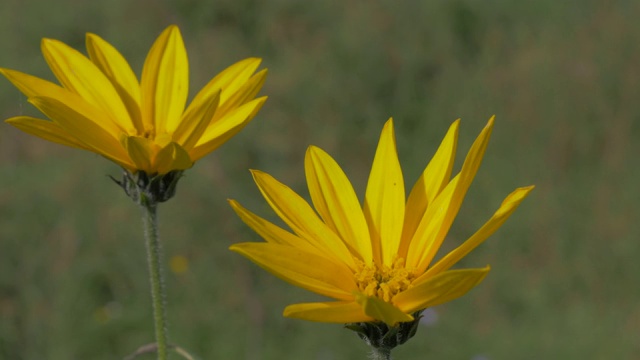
[170,255,189,275]
[93,302,122,324]
[1,25,267,175]
[230,117,533,353]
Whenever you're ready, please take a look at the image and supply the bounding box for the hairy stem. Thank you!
[142,202,169,360]
[370,346,392,360]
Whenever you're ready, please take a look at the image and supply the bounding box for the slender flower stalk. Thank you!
[230,117,533,356]
[1,25,267,359]
[141,202,168,360]
[370,346,392,360]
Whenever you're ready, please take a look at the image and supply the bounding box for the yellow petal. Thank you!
[212,69,267,123]
[394,267,490,314]
[228,199,318,253]
[399,120,459,258]
[250,170,357,269]
[305,146,372,263]
[355,292,414,326]
[29,96,131,168]
[284,301,372,323]
[124,136,155,172]
[364,118,405,266]
[173,89,220,151]
[41,38,133,133]
[154,142,192,174]
[85,33,143,133]
[420,186,535,279]
[1,68,67,100]
[219,59,263,104]
[405,175,459,269]
[185,57,262,116]
[190,97,267,161]
[1,69,126,140]
[6,116,90,150]
[456,117,494,200]
[85,33,140,103]
[408,117,494,273]
[140,25,189,134]
[230,243,357,300]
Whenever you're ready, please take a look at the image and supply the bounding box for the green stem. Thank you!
[370,347,392,360]
[141,202,169,360]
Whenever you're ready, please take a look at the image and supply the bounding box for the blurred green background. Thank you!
[1,0,639,359]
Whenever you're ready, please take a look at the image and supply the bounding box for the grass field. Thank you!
[1,0,639,359]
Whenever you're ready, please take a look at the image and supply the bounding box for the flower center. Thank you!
[355,258,415,302]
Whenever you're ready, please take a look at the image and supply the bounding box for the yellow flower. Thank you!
[1,25,267,175]
[230,117,534,326]
[169,254,189,275]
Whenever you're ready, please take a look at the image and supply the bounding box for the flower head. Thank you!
[230,117,533,327]
[1,25,267,175]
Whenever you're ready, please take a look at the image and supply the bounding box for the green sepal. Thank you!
[111,169,184,206]
[345,310,424,351]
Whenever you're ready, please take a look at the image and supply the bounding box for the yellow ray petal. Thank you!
[190,97,267,162]
[455,117,494,202]
[140,25,188,134]
[213,69,267,123]
[41,38,133,133]
[154,142,192,174]
[394,267,490,314]
[218,59,263,104]
[124,136,155,172]
[364,118,405,266]
[85,33,140,102]
[228,199,318,253]
[185,58,262,118]
[1,68,68,100]
[305,146,372,262]
[173,89,220,151]
[1,69,126,139]
[399,120,459,258]
[420,186,535,280]
[250,170,357,269]
[355,292,414,326]
[230,243,357,300]
[85,33,143,133]
[284,301,373,323]
[405,175,459,268]
[6,116,90,150]
[408,117,495,273]
[29,96,131,168]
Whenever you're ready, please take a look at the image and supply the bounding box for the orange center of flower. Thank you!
[355,258,415,302]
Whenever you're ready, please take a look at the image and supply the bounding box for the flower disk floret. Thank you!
[355,258,415,303]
